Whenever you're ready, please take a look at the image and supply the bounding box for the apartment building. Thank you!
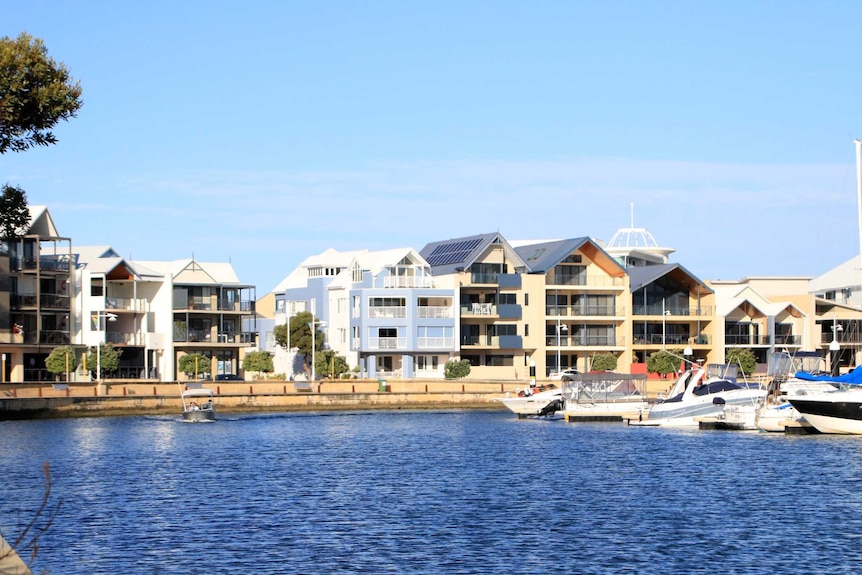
[273,247,457,379]
[0,206,72,382]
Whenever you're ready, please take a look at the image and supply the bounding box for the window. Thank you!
[525,324,529,336]
[499,293,516,305]
[525,293,529,306]
[417,356,439,370]
[487,355,514,366]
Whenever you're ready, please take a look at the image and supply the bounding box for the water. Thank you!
[3,410,862,574]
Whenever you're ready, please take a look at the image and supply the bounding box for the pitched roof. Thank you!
[419,232,526,275]
[627,263,713,295]
[513,237,625,275]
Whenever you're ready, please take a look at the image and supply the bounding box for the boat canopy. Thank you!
[182,388,215,398]
[796,365,862,385]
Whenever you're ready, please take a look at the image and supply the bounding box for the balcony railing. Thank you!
[10,255,71,272]
[369,306,407,319]
[368,337,406,350]
[417,306,453,319]
[462,303,495,316]
[383,276,435,289]
[39,330,70,345]
[106,331,145,345]
[470,273,497,284]
[417,336,455,348]
[632,334,711,345]
[546,335,625,346]
[11,293,70,309]
[546,305,624,316]
[725,335,770,345]
[550,275,625,288]
[106,297,148,312]
[632,305,714,316]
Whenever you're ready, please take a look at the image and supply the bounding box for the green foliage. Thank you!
[0,184,30,239]
[315,350,350,378]
[274,311,324,356]
[646,350,684,376]
[84,344,122,376]
[178,353,210,378]
[44,345,76,377]
[243,350,274,374]
[0,33,83,154]
[444,359,471,379]
[726,348,758,376]
[590,353,618,372]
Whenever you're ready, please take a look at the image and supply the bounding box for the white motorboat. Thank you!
[755,352,837,432]
[628,364,766,427]
[562,373,649,418]
[181,387,216,422]
[786,367,862,434]
[495,385,563,417]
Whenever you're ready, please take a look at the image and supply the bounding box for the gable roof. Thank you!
[627,263,713,296]
[513,237,626,276]
[419,232,526,275]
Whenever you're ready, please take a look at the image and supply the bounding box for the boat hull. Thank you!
[633,389,765,427]
[182,409,215,422]
[495,389,562,416]
[788,395,862,434]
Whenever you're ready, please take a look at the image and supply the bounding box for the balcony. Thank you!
[470,272,499,285]
[106,297,148,312]
[633,305,714,316]
[551,275,625,288]
[547,334,625,347]
[368,336,406,350]
[725,335,770,346]
[382,276,435,289]
[462,303,495,316]
[369,306,407,319]
[106,331,145,345]
[10,255,71,273]
[417,336,455,349]
[417,306,453,319]
[11,293,70,310]
[546,305,623,317]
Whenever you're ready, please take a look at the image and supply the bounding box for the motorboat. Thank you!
[562,372,649,419]
[628,363,766,427]
[495,384,563,417]
[755,351,837,432]
[786,367,862,434]
[181,387,216,422]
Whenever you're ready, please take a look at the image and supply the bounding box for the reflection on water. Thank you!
[3,411,862,574]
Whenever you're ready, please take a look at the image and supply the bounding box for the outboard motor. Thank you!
[538,399,563,417]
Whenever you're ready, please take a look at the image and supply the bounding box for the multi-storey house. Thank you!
[0,206,72,382]
[273,247,457,379]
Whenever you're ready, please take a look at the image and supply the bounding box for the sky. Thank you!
[4,0,862,294]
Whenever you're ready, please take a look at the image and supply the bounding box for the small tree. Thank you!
[83,344,122,377]
[590,353,617,372]
[726,348,758,376]
[444,359,471,379]
[273,311,325,373]
[315,350,349,379]
[178,353,210,379]
[243,350,274,377]
[647,350,683,378]
[45,345,77,381]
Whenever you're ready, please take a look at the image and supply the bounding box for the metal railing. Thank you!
[417,306,453,319]
[417,336,455,348]
[368,306,407,319]
[546,305,624,316]
[368,337,406,350]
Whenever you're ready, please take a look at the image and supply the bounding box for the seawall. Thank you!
[0,379,528,419]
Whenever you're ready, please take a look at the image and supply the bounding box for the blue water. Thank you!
[2,410,862,574]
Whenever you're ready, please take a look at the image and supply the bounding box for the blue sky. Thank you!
[3,1,862,293]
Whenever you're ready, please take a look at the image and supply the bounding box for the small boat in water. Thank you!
[628,364,766,427]
[181,387,216,422]
[495,384,563,417]
[562,372,649,419]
